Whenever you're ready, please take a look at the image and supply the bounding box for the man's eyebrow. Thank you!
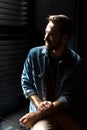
[45,29,57,33]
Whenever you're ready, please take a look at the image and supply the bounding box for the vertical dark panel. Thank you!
[77,1,87,129]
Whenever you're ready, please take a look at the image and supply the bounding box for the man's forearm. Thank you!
[52,100,63,113]
[29,94,42,109]
[37,100,64,119]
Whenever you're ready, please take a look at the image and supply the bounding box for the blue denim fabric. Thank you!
[21,46,81,112]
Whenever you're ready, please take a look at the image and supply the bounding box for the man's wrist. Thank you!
[34,109,45,121]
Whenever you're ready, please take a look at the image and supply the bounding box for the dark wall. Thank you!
[0,0,29,115]
[78,0,87,61]
[78,2,87,129]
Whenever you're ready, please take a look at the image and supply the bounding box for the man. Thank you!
[19,14,82,130]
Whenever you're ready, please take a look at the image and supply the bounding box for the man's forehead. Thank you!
[45,21,60,32]
[46,21,54,30]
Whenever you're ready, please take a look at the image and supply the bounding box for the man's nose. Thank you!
[44,33,49,41]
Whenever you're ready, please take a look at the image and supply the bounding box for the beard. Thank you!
[45,41,62,51]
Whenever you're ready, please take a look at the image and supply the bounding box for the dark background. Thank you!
[0,0,87,129]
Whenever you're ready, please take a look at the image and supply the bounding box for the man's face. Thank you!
[44,21,64,51]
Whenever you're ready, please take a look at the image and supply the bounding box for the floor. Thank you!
[0,106,29,130]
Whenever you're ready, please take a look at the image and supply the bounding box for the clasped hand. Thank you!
[38,101,53,112]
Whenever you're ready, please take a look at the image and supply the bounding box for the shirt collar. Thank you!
[41,46,48,57]
[41,46,71,63]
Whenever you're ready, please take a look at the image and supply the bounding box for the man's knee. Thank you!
[30,119,52,130]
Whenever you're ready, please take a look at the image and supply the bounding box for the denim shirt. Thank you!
[21,46,81,112]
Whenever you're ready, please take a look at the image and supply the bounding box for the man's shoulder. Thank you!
[29,45,45,53]
[69,48,81,63]
[27,45,46,58]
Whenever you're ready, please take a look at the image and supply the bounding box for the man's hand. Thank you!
[19,111,41,129]
[38,101,53,112]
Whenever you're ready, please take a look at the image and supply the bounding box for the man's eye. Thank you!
[49,35,53,40]
[49,33,56,37]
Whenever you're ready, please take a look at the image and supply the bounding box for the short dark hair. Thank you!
[47,14,73,38]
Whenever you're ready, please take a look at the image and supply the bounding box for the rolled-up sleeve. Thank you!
[57,63,82,109]
[21,51,37,99]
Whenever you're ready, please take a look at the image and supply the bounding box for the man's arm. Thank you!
[30,94,63,113]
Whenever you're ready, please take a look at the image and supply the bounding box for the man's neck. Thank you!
[49,46,66,59]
